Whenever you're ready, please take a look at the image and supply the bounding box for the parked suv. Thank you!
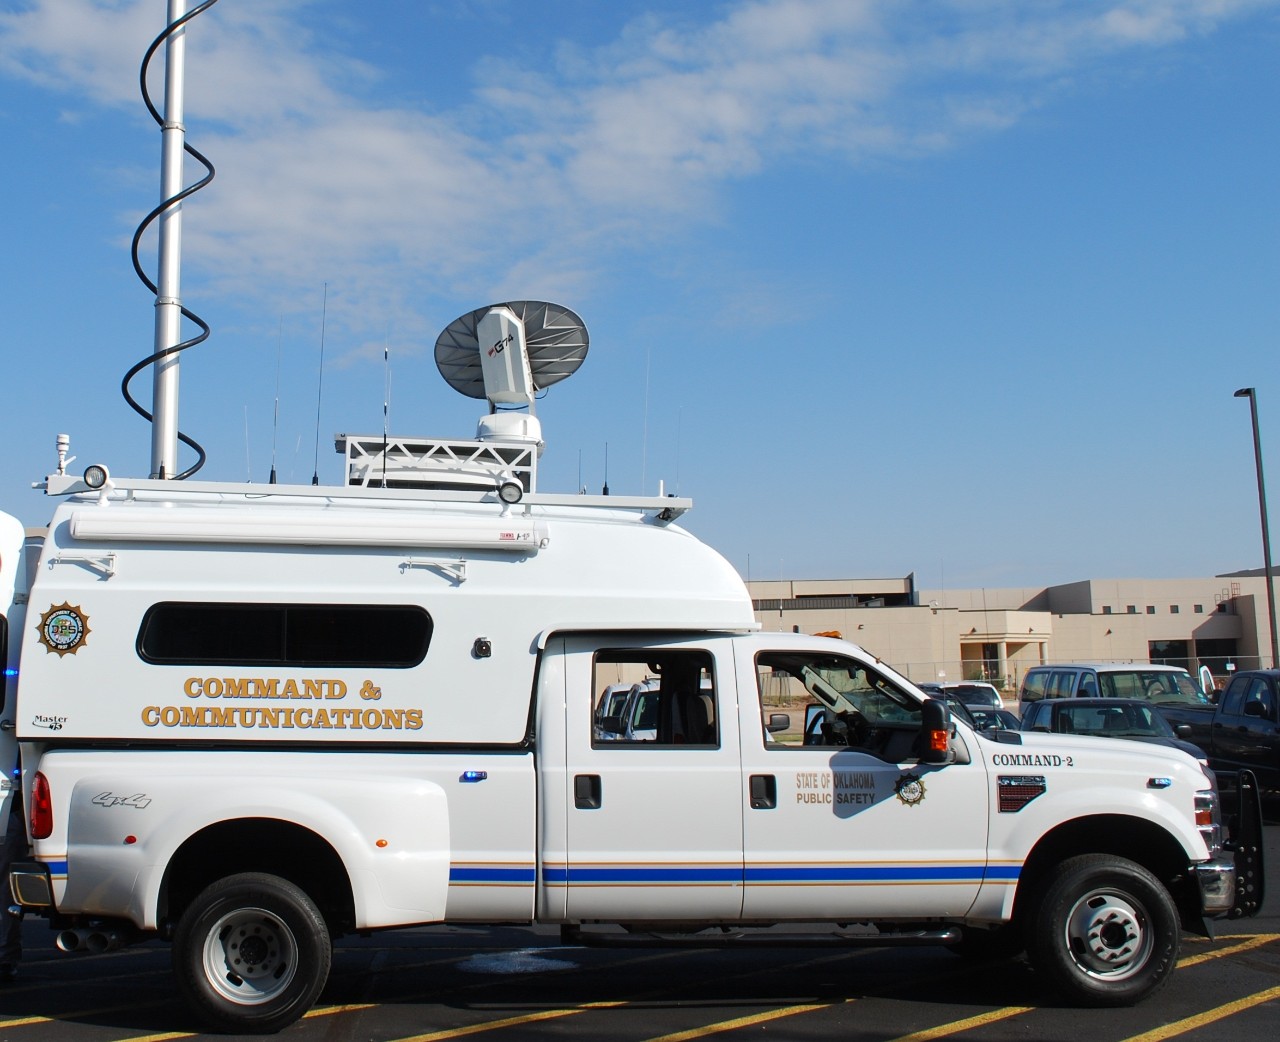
[1018,663,1211,715]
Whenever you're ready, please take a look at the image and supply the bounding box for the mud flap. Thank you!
[1227,769,1265,919]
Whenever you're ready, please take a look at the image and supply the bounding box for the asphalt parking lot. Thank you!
[1,823,1276,1042]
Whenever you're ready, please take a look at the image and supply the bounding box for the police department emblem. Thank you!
[894,772,926,807]
[37,602,91,657]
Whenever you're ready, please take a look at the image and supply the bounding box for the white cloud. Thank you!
[4,0,1276,337]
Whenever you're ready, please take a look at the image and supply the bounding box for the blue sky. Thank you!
[1,0,1277,590]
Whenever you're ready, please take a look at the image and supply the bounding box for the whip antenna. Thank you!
[381,326,391,487]
[311,283,328,486]
[269,314,282,484]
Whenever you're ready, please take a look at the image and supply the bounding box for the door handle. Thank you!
[749,774,777,810]
[574,774,602,810]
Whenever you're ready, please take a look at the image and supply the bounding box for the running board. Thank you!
[560,924,961,948]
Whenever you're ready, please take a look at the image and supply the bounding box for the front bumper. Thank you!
[1194,857,1237,917]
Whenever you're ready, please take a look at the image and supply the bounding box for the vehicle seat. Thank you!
[676,691,714,744]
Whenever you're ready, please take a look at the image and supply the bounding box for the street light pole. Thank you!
[1235,387,1279,669]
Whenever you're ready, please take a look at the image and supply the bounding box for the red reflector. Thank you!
[31,771,54,840]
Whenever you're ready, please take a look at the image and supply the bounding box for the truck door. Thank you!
[554,636,744,921]
[735,642,989,920]
[1214,673,1279,781]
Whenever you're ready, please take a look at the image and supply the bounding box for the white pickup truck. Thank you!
[0,450,1264,1033]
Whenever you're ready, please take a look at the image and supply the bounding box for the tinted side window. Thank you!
[138,603,432,667]
[1020,670,1049,702]
[1046,670,1077,699]
[1244,677,1276,720]
[1219,676,1249,717]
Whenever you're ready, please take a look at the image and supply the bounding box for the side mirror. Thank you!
[919,698,950,764]
[599,715,625,735]
[766,713,790,734]
[1175,724,1193,739]
[1242,701,1267,719]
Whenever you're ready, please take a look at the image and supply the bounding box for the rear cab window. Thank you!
[591,649,718,747]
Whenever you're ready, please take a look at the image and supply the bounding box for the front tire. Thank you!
[173,872,332,1034]
[1027,854,1179,1007]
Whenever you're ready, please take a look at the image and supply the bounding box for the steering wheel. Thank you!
[827,708,870,747]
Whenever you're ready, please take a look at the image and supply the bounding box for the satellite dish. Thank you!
[435,300,588,403]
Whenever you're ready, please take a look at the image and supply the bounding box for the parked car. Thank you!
[941,681,1005,710]
[944,697,977,729]
[593,680,657,741]
[1017,663,1210,715]
[1157,669,1280,799]
[592,682,638,741]
[1019,697,1208,764]
[966,706,1020,731]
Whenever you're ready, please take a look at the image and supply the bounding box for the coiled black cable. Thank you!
[122,0,220,479]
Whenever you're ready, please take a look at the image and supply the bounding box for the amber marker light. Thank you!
[376,839,389,848]
[929,730,949,754]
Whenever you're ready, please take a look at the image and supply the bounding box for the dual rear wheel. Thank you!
[173,872,331,1034]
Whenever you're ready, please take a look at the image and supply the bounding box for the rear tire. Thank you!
[1027,854,1178,1007]
[173,872,331,1034]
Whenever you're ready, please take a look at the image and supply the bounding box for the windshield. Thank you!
[1056,702,1174,738]
[1098,670,1209,706]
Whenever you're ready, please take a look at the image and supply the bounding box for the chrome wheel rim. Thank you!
[201,906,298,1005]
[1063,887,1153,981]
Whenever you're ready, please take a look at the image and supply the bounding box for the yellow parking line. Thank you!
[1177,933,1278,968]
[389,1000,628,1042]
[1119,983,1280,1042]
[640,1001,840,1041]
[886,1006,1035,1042]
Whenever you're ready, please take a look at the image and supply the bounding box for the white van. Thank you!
[1018,663,1212,716]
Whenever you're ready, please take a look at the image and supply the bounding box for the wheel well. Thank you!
[160,818,355,935]
[1016,815,1192,920]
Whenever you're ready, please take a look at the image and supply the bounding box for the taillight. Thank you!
[30,771,53,839]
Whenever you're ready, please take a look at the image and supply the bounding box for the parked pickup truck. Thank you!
[1156,670,1280,799]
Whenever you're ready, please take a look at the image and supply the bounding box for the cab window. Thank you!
[1045,670,1077,699]
[591,649,717,747]
[755,650,922,761]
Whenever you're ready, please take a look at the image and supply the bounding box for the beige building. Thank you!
[746,572,1276,697]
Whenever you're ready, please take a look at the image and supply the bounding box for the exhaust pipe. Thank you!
[56,926,141,954]
[84,930,130,954]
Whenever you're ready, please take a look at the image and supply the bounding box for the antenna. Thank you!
[381,326,391,487]
[311,283,328,486]
[435,300,588,408]
[269,314,282,484]
[641,342,651,494]
[602,442,609,496]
